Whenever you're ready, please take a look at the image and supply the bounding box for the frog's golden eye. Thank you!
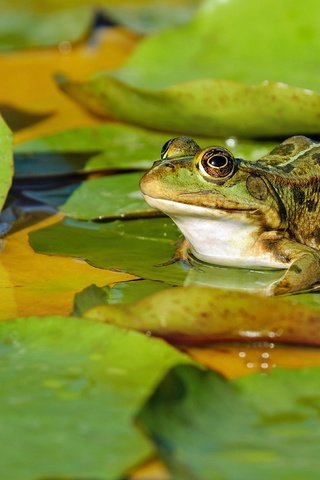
[197,147,236,181]
[161,136,200,160]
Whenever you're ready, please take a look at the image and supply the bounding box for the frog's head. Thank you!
[140,136,286,232]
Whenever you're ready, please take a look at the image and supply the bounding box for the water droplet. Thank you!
[261,352,270,359]
[246,362,255,369]
[58,40,72,55]
[261,362,269,369]
[238,351,246,358]
[226,137,237,148]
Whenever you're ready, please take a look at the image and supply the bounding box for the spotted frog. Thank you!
[140,135,320,295]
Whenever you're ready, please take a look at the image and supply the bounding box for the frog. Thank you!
[140,135,320,295]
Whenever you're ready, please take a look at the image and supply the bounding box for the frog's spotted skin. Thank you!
[160,136,200,159]
[140,135,320,295]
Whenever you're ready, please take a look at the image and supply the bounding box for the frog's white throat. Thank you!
[143,195,286,269]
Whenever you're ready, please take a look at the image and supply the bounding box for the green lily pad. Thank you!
[102,0,200,34]
[115,0,320,91]
[30,217,187,285]
[73,280,172,316]
[0,315,190,479]
[84,286,320,346]
[29,217,283,290]
[139,364,320,479]
[59,0,320,137]
[15,123,275,177]
[60,76,320,138]
[0,5,91,51]
[0,0,199,51]
[61,172,155,220]
[0,116,13,213]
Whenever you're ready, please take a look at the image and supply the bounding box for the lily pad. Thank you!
[139,364,320,479]
[0,5,91,51]
[73,279,172,316]
[84,286,320,346]
[0,315,190,479]
[59,0,320,137]
[0,116,13,213]
[115,0,320,91]
[60,76,320,138]
[0,0,199,51]
[61,172,155,220]
[29,217,283,290]
[14,123,275,177]
[103,0,200,34]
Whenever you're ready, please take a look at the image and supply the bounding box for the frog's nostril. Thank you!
[152,159,175,168]
[163,161,175,169]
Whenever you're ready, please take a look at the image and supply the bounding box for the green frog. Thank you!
[140,135,320,295]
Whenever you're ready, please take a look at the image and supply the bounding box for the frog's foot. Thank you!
[269,250,320,296]
[156,238,191,267]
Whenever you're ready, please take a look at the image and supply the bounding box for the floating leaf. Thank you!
[0,5,91,51]
[0,0,199,51]
[84,286,320,346]
[0,116,13,213]
[74,279,172,316]
[29,216,282,290]
[15,122,274,177]
[139,364,320,479]
[0,315,190,479]
[60,0,320,137]
[115,0,320,91]
[105,279,172,304]
[104,0,199,33]
[0,28,137,145]
[0,215,133,320]
[60,75,320,138]
[61,172,155,220]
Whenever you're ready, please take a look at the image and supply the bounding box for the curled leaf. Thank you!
[60,76,320,138]
[84,286,320,346]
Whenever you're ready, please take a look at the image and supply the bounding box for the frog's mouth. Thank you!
[143,194,256,217]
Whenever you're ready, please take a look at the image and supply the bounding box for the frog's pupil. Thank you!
[208,155,227,168]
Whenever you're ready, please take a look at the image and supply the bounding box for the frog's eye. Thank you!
[161,137,200,160]
[197,147,236,181]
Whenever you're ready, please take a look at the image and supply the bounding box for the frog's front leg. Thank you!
[265,237,320,295]
[158,238,191,266]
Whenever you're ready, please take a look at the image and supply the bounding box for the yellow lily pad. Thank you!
[0,214,134,320]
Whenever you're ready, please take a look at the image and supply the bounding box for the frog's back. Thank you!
[253,136,320,249]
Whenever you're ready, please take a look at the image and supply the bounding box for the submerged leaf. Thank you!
[0,315,189,479]
[139,364,320,480]
[84,286,320,346]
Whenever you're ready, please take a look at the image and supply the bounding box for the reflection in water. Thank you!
[185,343,320,379]
[184,252,284,295]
